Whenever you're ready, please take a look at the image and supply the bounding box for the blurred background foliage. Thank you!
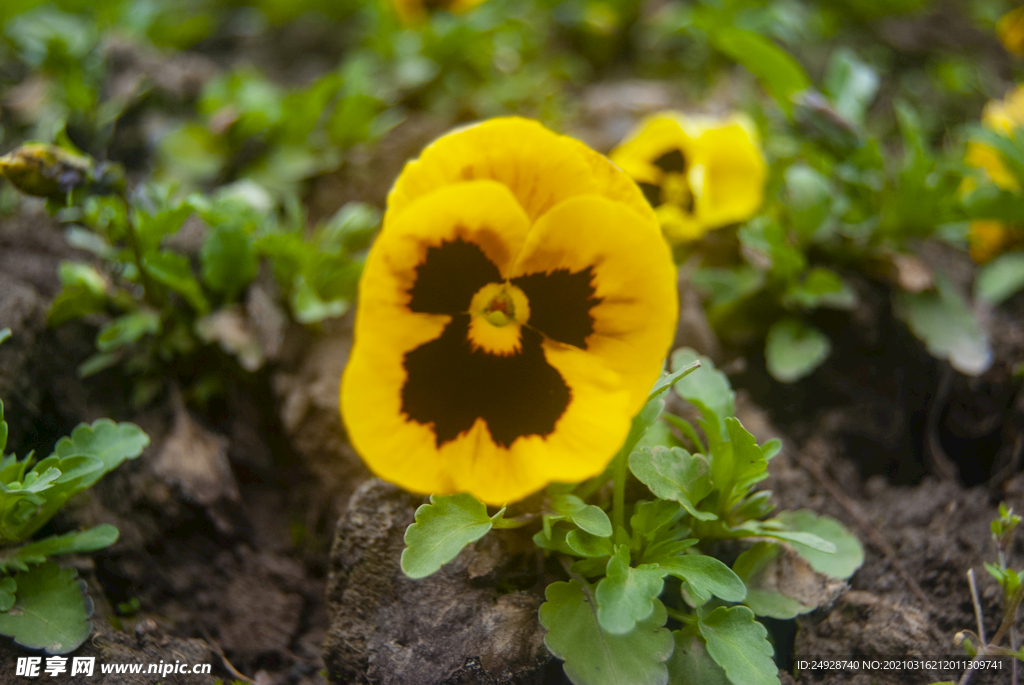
[1,0,1024,400]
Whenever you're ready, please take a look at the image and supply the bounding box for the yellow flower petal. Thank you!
[387,117,654,225]
[343,121,678,504]
[690,120,767,228]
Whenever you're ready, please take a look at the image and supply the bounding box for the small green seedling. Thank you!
[0,329,149,653]
[941,503,1024,684]
[400,350,864,685]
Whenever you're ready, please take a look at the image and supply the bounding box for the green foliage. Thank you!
[0,398,148,654]
[400,494,507,579]
[401,356,862,684]
[976,253,1024,306]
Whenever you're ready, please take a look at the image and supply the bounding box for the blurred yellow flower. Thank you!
[341,117,678,505]
[964,86,1024,262]
[609,112,767,243]
[970,220,1024,263]
[391,0,485,24]
[998,6,1024,55]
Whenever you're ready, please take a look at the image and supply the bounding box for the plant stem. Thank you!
[968,568,987,645]
[611,447,628,534]
[666,607,696,626]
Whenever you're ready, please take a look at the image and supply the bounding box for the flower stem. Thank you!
[666,607,696,625]
[612,447,628,534]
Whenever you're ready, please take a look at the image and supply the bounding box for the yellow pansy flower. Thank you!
[391,0,485,25]
[609,112,767,243]
[341,117,678,505]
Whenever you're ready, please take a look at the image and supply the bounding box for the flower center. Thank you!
[467,282,531,356]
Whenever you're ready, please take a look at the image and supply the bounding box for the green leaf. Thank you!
[654,554,747,604]
[785,164,833,239]
[823,47,879,124]
[550,495,613,537]
[201,224,258,300]
[0,562,92,654]
[540,580,673,685]
[712,418,770,511]
[698,605,780,685]
[0,525,119,573]
[671,348,734,425]
[0,577,15,612]
[0,329,9,345]
[737,522,837,553]
[976,253,1024,306]
[595,545,667,634]
[630,500,682,541]
[776,510,864,579]
[52,419,149,479]
[96,310,161,353]
[566,529,614,558]
[647,360,702,402]
[733,543,815,619]
[144,251,211,314]
[765,318,831,383]
[893,274,991,375]
[401,494,501,579]
[711,28,809,116]
[667,627,732,685]
[629,446,717,521]
[783,268,856,311]
[291,274,349,324]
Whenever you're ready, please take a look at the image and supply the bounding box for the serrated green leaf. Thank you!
[550,494,612,537]
[667,627,732,685]
[566,529,614,558]
[629,446,717,521]
[976,252,1024,306]
[540,579,673,685]
[0,525,119,573]
[0,562,92,654]
[144,251,211,314]
[699,605,780,685]
[52,420,149,478]
[401,494,499,579]
[765,318,831,383]
[738,522,836,553]
[711,28,809,116]
[776,510,863,579]
[655,554,747,604]
[0,577,15,612]
[201,224,258,300]
[595,545,667,635]
[711,418,770,511]
[893,274,991,376]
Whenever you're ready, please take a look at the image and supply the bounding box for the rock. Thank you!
[323,479,551,685]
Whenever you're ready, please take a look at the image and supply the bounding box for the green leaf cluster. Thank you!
[0,398,149,653]
[400,356,864,685]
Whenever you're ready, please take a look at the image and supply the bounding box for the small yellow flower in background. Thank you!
[391,0,485,25]
[970,220,1024,263]
[964,86,1024,262]
[998,6,1024,55]
[609,111,767,243]
[342,117,678,505]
